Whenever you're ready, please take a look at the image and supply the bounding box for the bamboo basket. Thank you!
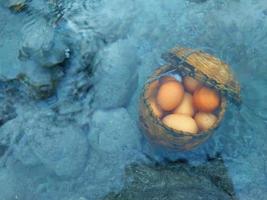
[139,47,240,151]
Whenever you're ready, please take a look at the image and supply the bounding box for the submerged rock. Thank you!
[82,150,133,200]
[2,0,27,12]
[0,168,24,200]
[30,120,89,178]
[0,107,89,178]
[89,108,141,154]
[104,157,237,200]
[20,16,68,68]
[0,99,16,127]
[92,39,139,109]
[0,7,66,99]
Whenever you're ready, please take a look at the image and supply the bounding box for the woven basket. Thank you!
[139,47,240,151]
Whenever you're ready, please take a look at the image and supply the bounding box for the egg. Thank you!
[194,112,217,131]
[145,80,159,99]
[193,87,220,112]
[157,81,184,111]
[183,76,201,93]
[148,99,163,118]
[160,76,177,84]
[162,114,198,134]
[173,93,194,116]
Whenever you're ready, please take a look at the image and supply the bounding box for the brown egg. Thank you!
[157,81,184,111]
[173,93,194,116]
[145,80,159,99]
[193,87,220,112]
[160,76,177,84]
[183,76,201,93]
[162,114,198,134]
[194,112,217,131]
[148,99,163,118]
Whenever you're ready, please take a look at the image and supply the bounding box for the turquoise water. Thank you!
[0,0,267,199]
